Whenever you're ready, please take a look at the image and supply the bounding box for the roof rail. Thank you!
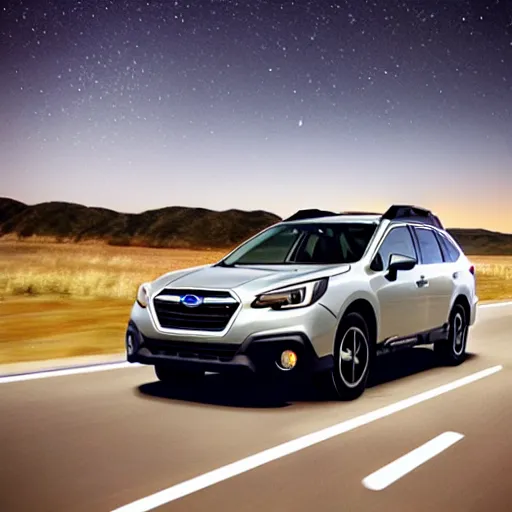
[382,204,444,229]
[284,209,383,222]
[284,209,339,222]
[339,211,382,216]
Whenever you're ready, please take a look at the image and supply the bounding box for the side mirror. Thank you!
[388,253,417,274]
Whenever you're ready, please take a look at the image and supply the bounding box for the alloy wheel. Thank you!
[338,326,369,389]
[452,311,467,356]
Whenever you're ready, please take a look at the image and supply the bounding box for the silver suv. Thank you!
[126,205,477,400]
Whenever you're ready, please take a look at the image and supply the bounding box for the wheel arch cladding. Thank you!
[453,294,470,321]
[338,299,377,346]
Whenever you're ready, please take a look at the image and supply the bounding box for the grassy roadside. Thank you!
[0,243,227,364]
[0,243,511,365]
[0,297,133,364]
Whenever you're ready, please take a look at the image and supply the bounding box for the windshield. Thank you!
[221,222,378,266]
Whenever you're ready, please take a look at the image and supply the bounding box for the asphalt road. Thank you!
[1,303,511,512]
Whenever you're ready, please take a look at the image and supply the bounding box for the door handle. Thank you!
[416,276,429,288]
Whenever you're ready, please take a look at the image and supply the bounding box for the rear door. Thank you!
[369,225,427,341]
[412,226,455,330]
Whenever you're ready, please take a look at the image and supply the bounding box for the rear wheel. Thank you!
[435,303,468,366]
[331,312,372,401]
[154,364,204,384]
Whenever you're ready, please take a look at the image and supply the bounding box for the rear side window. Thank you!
[414,228,444,264]
[437,233,461,262]
[374,226,417,270]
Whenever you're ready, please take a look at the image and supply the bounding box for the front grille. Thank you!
[152,288,239,331]
[143,337,240,362]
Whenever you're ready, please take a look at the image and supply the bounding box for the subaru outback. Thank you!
[126,205,477,400]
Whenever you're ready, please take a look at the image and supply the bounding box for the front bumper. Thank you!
[126,320,334,376]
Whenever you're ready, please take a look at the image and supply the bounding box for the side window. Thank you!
[373,226,417,270]
[437,233,461,262]
[414,228,444,264]
[294,233,320,262]
[303,234,320,258]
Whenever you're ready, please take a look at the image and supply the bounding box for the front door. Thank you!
[369,225,428,342]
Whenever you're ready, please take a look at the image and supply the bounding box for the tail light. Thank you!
[469,265,475,276]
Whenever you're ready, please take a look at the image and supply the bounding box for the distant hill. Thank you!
[1,197,511,254]
[448,228,512,256]
[0,197,280,249]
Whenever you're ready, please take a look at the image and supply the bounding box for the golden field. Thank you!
[0,241,511,364]
[0,242,227,364]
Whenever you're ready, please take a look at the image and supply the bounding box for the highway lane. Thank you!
[0,303,511,512]
[158,359,512,512]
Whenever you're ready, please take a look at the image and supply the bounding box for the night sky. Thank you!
[1,1,512,231]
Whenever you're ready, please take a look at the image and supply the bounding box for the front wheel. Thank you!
[435,303,468,366]
[331,312,372,401]
[154,364,204,384]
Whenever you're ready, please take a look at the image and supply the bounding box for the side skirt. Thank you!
[376,324,449,356]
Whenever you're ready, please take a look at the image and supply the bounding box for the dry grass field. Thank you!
[0,241,511,364]
[0,241,227,300]
[468,255,512,301]
[0,242,226,364]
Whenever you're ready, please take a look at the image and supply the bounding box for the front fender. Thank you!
[335,291,379,324]
[319,274,380,350]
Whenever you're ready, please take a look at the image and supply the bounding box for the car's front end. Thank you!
[126,267,340,378]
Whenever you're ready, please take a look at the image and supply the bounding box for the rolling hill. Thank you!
[0,197,281,249]
[1,197,511,255]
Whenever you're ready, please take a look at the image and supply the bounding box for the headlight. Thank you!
[136,283,150,308]
[252,278,328,310]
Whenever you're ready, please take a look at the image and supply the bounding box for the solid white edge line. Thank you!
[478,301,512,309]
[0,362,140,384]
[110,364,502,512]
[362,431,464,491]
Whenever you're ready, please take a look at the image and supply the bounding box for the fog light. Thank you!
[280,350,297,370]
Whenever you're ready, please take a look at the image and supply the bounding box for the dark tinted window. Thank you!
[222,222,377,265]
[415,228,444,264]
[437,233,461,262]
[235,228,299,263]
[374,227,416,270]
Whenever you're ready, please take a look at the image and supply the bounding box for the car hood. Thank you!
[156,263,351,297]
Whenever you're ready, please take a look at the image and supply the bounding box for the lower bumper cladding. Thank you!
[126,321,333,376]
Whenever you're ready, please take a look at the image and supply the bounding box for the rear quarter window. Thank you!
[414,228,444,264]
[437,233,461,262]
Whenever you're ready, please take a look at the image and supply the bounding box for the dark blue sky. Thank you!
[1,0,512,230]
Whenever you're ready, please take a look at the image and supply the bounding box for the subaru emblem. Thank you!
[180,294,203,307]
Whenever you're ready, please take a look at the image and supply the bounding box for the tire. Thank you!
[154,364,204,384]
[331,312,373,401]
[435,303,468,366]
